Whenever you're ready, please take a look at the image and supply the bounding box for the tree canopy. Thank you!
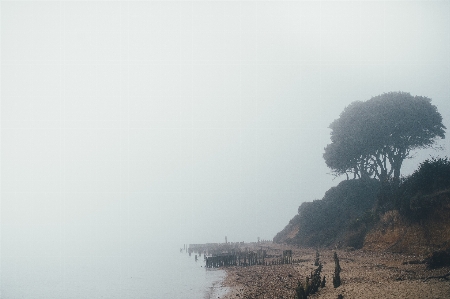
[324,92,446,181]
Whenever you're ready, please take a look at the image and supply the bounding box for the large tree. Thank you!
[324,92,446,182]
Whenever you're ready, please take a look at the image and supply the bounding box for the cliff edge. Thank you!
[364,189,450,255]
[274,158,450,255]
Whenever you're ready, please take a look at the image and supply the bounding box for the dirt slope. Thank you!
[364,190,450,255]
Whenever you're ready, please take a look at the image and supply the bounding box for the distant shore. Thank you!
[215,244,450,299]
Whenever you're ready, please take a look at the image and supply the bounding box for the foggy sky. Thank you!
[2,1,450,257]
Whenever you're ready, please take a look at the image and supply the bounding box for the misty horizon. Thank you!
[2,0,450,258]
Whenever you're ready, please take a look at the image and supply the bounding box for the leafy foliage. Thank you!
[407,157,450,194]
[324,92,446,181]
[274,178,380,247]
[377,157,450,220]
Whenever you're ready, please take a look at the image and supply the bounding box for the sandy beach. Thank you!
[217,244,450,299]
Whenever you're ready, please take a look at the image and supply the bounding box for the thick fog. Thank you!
[2,1,450,256]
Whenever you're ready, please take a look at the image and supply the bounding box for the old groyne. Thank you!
[183,240,298,268]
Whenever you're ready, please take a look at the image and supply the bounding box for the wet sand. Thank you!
[217,245,450,299]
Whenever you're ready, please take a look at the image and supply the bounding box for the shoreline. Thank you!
[216,244,450,299]
[206,281,230,299]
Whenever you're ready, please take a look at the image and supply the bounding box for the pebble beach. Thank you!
[216,245,450,299]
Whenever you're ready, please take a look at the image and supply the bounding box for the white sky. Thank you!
[2,1,450,257]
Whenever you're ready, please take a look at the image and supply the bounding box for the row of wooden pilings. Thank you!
[204,249,294,268]
[205,251,264,268]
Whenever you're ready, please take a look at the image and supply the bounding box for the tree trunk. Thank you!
[393,158,403,183]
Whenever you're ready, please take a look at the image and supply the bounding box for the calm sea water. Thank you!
[1,247,226,299]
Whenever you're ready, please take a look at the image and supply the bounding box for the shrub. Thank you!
[411,157,450,193]
[374,157,450,221]
[294,178,380,247]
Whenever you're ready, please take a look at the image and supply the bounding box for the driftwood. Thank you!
[402,260,425,265]
[424,272,450,281]
[425,249,450,269]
